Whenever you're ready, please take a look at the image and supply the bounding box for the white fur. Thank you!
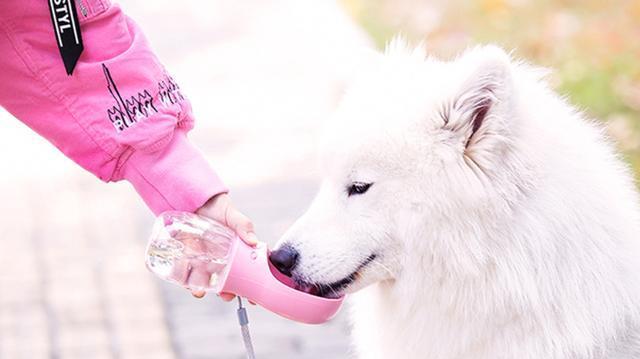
[277,39,640,358]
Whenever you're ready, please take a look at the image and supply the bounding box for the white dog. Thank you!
[269,39,640,358]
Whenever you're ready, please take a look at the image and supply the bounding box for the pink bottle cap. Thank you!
[214,236,344,324]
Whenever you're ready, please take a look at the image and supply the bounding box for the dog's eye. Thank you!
[347,182,372,196]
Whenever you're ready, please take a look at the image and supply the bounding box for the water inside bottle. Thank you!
[145,212,234,291]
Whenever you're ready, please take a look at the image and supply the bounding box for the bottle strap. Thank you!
[237,297,257,359]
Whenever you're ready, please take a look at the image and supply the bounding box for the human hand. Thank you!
[191,193,257,300]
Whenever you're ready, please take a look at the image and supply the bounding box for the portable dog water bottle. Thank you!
[145,211,344,324]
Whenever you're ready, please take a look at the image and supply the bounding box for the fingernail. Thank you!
[245,232,258,246]
[192,290,205,298]
[219,292,236,302]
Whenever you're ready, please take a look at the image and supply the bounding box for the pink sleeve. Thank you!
[0,0,227,214]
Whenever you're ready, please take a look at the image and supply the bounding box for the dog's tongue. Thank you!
[268,257,321,296]
[295,282,319,296]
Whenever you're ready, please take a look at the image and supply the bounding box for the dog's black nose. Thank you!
[269,245,299,276]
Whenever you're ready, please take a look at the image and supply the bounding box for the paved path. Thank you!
[0,178,175,359]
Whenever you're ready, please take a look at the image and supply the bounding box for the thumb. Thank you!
[226,207,258,246]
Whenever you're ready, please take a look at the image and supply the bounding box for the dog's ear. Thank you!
[442,46,513,159]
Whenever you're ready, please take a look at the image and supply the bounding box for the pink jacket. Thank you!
[0,0,227,214]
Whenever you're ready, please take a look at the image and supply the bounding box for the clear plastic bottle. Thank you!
[145,211,235,292]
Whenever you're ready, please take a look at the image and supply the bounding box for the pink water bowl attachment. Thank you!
[145,211,344,324]
[217,237,344,324]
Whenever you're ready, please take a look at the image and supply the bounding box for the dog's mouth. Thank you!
[293,254,377,299]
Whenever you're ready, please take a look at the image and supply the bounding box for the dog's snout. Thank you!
[269,245,299,277]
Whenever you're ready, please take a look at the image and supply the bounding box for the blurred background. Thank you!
[0,0,638,358]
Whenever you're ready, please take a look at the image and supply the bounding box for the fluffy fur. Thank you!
[277,39,640,358]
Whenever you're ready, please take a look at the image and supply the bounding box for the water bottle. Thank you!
[145,211,344,324]
[146,211,235,292]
